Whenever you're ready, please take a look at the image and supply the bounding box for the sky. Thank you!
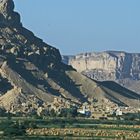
[14,0,140,55]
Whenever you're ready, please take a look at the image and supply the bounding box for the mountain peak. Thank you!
[0,0,21,27]
[0,0,14,14]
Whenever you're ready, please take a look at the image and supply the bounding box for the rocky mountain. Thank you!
[0,0,140,115]
[63,51,140,93]
[62,55,74,66]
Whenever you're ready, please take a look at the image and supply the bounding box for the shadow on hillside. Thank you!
[0,75,13,94]
[7,58,87,103]
[48,70,88,103]
[99,81,140,99]
[8,59,62,97]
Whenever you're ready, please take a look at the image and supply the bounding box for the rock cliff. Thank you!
[63,51,140,93]
[64,51,140,93]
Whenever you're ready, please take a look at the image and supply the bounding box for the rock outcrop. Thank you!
[66,51,140,80]
[0,0,140,115]
[63,51,140,93]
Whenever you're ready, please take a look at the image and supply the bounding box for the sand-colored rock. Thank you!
[0,0,140,115]
[68,51,135,80]
[63,52,140,93]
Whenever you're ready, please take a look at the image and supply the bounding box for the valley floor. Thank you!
[0,117,140,140]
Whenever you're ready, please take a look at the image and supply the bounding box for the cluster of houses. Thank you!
[1,95,139,118]
[45,97,140,119]
[77,98,140,119]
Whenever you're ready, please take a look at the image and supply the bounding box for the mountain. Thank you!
[0,0,140,115]
[63,51,140,93]
[62,55,74,65]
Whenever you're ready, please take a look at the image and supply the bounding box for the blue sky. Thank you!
[14,0,140,55]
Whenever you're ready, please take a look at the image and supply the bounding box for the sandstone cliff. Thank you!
[68,51,138,80]
[64,51,140,93]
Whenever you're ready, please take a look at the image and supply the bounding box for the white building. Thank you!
[115,109,122,116]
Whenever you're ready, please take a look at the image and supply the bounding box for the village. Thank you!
[44,97,140,120]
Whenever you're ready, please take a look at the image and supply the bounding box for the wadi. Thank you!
[0,0,140,140]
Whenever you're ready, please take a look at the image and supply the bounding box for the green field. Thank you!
[0,117,140,140]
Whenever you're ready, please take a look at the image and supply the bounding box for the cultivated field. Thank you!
[0,117,140,140]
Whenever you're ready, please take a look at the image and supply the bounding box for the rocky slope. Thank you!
[0,0,140,115]
[63,51,140,93]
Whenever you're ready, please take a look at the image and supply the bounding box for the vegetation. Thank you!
[58,107,78,118]
[0,116,140,139]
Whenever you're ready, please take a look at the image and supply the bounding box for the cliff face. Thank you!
[68,51,140,81]
[0,0,62,71]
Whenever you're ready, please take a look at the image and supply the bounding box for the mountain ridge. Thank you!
[0,0,140,115]
[62,51,140,93]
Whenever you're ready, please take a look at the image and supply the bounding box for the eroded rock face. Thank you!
[0,0,14,14]
[0,0,21,27]
[62,51,140,93]
[0,0,62,71]
[0,0,66,114]
[67,51,140,81]
[0,0,140,115]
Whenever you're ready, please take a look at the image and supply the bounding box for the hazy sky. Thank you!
[14,0,140,55]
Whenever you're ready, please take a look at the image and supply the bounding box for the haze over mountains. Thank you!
[0,0,140,115]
